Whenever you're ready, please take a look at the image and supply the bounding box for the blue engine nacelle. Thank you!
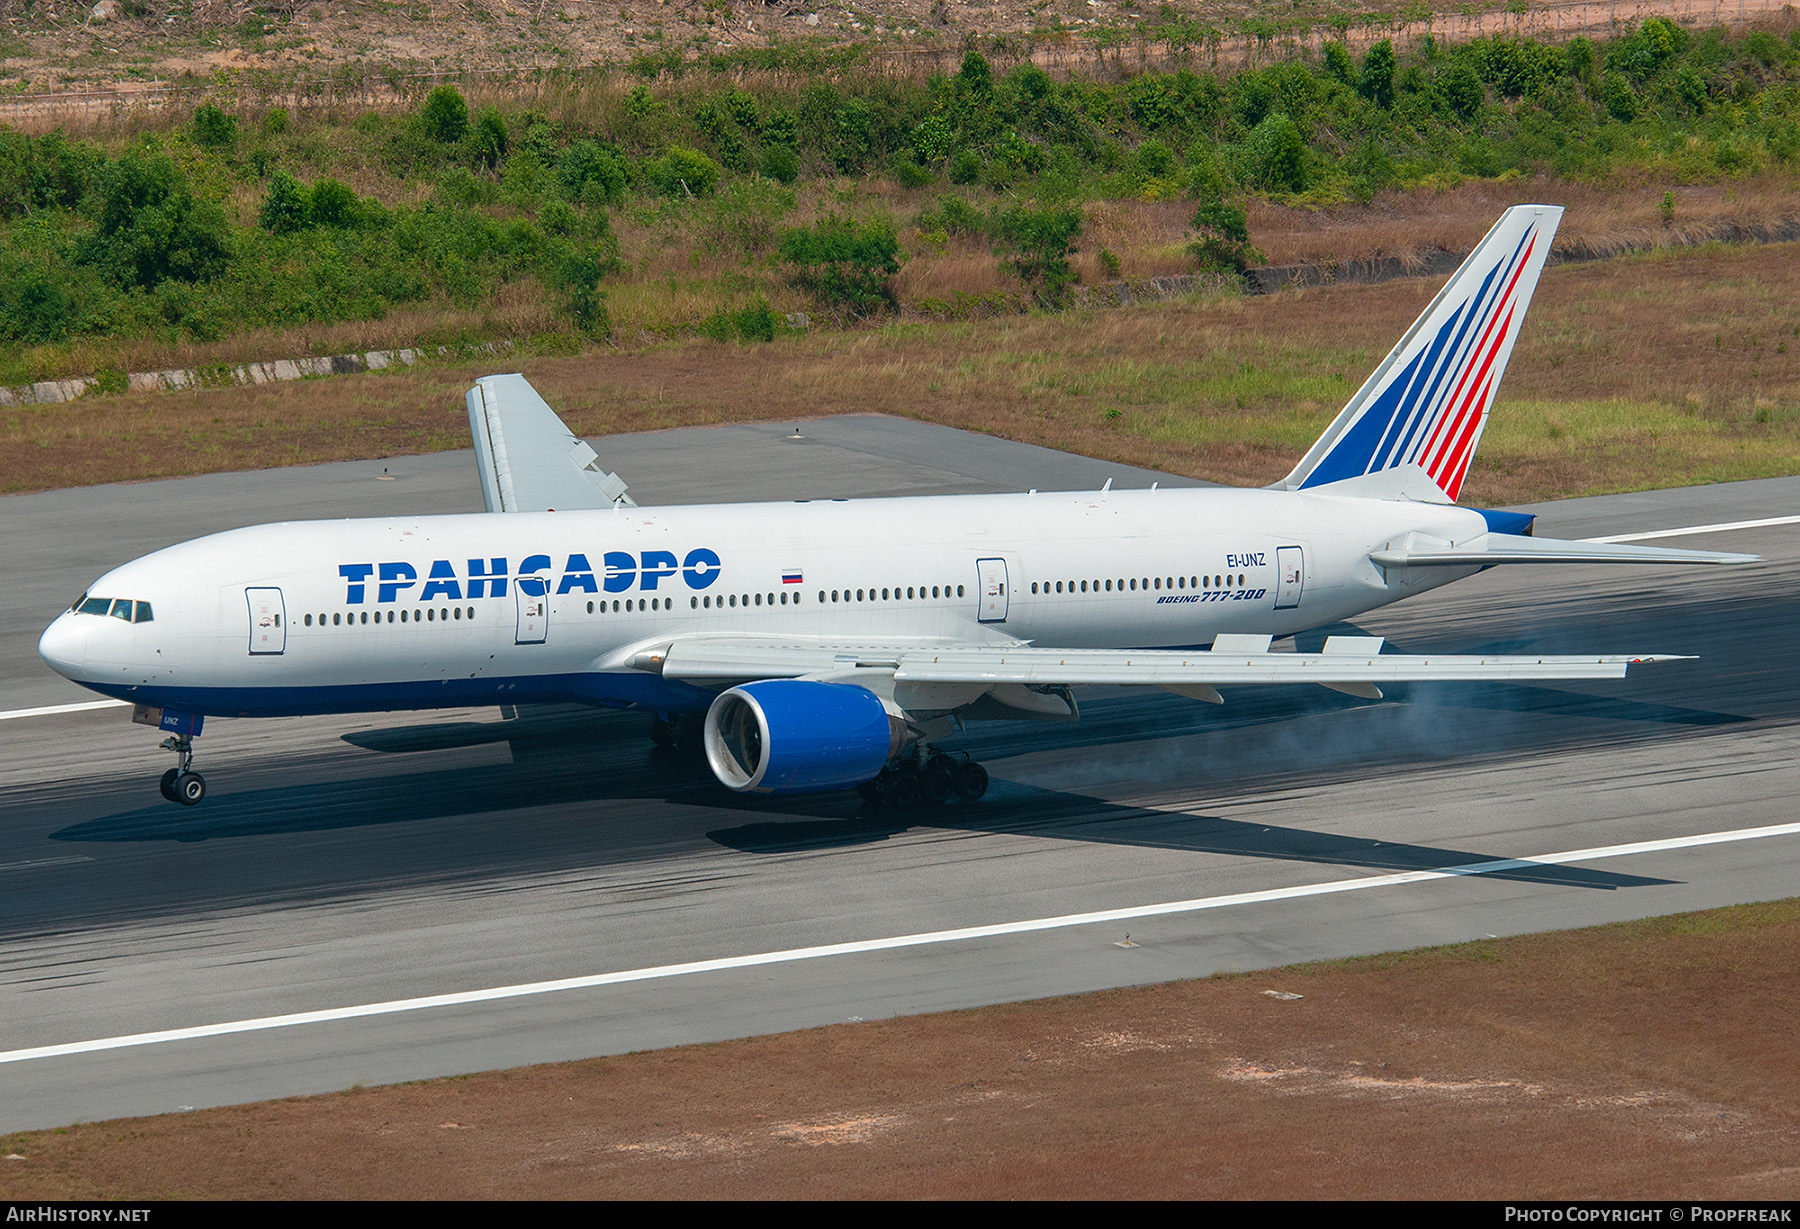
[703,680,901,794]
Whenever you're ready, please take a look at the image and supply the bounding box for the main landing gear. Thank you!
[157,734,205,806]
[858,751,989,809]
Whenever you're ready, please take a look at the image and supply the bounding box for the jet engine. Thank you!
[703,680,904,794]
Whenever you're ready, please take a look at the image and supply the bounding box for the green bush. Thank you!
[1187,197,1263,273]
[1249,113,1308,192]
[259,170,310,234]
[648,145,722,197]
[82,154,231,291]
[190,104,238,150]
[470,106,509,169]
[557,140,626,205]
[989,202,1083,307]
[778,214,903,316]
[892,155,933,188]
[420,86,469,144]
[760,143,800,183]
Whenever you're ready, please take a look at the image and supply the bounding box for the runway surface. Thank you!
[1,417,1796,1133]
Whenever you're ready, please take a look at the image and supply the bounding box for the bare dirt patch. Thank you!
[3,0,1794,111]
[2,899,1797,1198]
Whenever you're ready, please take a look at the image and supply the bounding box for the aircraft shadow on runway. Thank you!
[703,792,1673,892]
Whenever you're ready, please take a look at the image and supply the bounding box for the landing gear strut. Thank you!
[859,751,989,809]
[157,734,205,806]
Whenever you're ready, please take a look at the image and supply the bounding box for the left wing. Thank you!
[466,374,635,513]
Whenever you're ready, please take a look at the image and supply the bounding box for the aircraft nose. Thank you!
[37,613,88,681]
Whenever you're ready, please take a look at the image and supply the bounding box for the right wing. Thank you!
[466,374,635,513]
[628,631,1686,711]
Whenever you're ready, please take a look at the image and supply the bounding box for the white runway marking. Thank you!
[1585,514,1800,544]
[0,699,128,722]
[4,819,1798,1067]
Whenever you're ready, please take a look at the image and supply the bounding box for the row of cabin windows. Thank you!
[597,586,968,611]
[1030,573,1248,596]
[587,598,674,613]
[71,594,154,623]
[305,607,475,627]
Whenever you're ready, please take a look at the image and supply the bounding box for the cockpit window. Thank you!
[74,595,153,622]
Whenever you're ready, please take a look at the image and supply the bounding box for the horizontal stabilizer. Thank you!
[467,374,635,513]
[1371,533,1758,568]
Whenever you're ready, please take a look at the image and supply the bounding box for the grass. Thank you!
[5,238,1800,502]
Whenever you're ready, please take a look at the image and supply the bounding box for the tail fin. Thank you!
[1279,204,1561,502]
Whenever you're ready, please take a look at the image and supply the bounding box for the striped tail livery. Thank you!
[1279,204,1560,503]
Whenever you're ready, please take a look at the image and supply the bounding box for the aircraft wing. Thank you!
[642,632,1683,693]
[1371,532,1756,568]
[466,374,635,513]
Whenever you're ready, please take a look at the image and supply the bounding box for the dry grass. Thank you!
[1248,171,1800,267]
[3,898,1798,1198]
[7,239,1799,502]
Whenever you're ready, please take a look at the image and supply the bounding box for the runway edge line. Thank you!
[5,819,1800,1067]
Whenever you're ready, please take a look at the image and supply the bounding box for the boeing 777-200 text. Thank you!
[38,205,1756,806]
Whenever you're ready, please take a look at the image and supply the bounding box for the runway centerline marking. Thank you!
[0,700,129,722]
[1584,514,1800,544]
[4,819,1799,1068]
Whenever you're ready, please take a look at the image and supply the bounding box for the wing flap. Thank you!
[466,374,635,513]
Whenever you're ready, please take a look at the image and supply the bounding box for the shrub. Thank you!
[556,248,612,338]
[948,148,981,184]
[470,106,509,169]
[308,178,362,228]
[83,154,231,291]
[892,155,933,188]
[259,169,310,234]
[262,107,289,135]
[190,103,238,149]
[648,145,721,197]
[557,140,626,205]
[1250,113,1308,192]
[1361,41,1396,107]
[760,143,800,183]
[420,85,469,144]
[989,201,1083,307]
[778,214,903,316]
[1187,197,1263,273]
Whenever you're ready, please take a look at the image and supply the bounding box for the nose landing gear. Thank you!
[157,734,205,806]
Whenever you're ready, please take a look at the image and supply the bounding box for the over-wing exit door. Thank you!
[1274,546,1304,610]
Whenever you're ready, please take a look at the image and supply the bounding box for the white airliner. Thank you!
[39,205,1754,806]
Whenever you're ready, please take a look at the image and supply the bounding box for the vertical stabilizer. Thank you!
[1278,204,1561,502]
